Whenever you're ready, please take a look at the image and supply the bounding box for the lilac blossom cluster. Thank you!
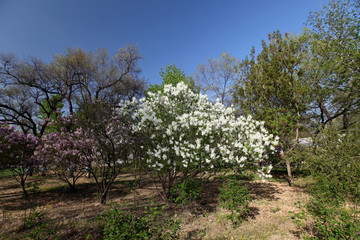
[33,112,136,199]
[0,123,39,195]
[0,123,38,167]
[120,82,278,182]
[34,118,89,191]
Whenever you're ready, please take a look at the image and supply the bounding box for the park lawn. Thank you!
[0,168,16,178]
[0,169,310,240]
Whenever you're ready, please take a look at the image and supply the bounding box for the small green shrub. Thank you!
[290,178,360,239]
[307,178,360,239]
[102,203,180,240]
[26,176,44,195]
[289,201,308,229]
[25,207,45,228]
[169,178,203,205]
[221,171,255,181]
[290,125,360,239]
[24,207,56,240]
[218,179,251,224]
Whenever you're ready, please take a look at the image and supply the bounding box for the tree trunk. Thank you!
[21,180,28,197]
[343,112,349,129]
[69,183,76,192]
[100,191,108,205]
[286,159,294,187]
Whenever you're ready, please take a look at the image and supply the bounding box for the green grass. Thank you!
[0,168,14,178]
[40,184,66,192]
[294,175,316,188]
[271,167,287,173]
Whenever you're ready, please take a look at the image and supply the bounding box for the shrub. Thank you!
[126,82,278,200]
[290,177,360,239]
[102,203,180,240]
[169,178,203,205]
[34,117,87,192]
[290,125,360,239]
[78,101,141,204]
[0,123,39,196]
[24,207,56,240]
[218,179,251,224]
[306,177,360,239]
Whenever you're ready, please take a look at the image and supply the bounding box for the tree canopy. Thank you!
[147,64,198,94]
[0,45,145,136]
[193,53,239,106]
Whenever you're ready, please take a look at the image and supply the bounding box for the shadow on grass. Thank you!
[245,181,282,201]
[0,183,21,192]
[192,174,282,216]
[270,168,290,183]
[0,180,129,212]
[0,171,293,240]
[246,206,260,220]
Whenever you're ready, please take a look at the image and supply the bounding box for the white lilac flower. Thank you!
[121,82,278,183]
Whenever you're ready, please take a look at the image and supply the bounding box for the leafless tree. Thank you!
[0,45,145,135]
[192,53,239,106]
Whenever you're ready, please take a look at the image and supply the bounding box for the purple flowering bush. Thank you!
[0,123,38,196]
[33,100,140,204]
[34,117,88,192]
[75,101,140,204]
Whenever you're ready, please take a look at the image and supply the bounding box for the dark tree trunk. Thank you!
[66,180,76,192]
[100,191,108,205]
[21,180,28,197]
[286,159,294,187]
[343,112,349,129]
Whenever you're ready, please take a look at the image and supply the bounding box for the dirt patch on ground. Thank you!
[0,172,308,239]
[179,181,308,240]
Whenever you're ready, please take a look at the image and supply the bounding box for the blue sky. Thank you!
[0,0,325,86]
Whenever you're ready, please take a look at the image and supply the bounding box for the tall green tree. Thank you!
[147,64,198,94]
[38,94,64,134]
[305,0,360,131]
[234,31,311,186]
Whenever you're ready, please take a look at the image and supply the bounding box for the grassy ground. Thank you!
[0,168,14,178]
[0,168,311,240]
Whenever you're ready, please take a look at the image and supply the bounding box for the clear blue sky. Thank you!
[0,0,325,86]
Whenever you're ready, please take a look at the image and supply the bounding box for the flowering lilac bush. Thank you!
[34,117,88,192]
[76,101,140,204]
[34,101,140,203]
[0,123,38,196]
[120,82,278,199]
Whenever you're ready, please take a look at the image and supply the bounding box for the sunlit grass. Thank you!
[0,168,14,178]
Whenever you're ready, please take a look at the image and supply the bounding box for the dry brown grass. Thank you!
[178,180,308,240]
[0,171,309,240]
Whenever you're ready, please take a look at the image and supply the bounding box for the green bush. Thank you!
[221,171,255,181]
[24,207,56,240]
[290,125,360,239]
[169,178,203,205]
[218,179,251,224]
[306,178,360,239]
[102,203,180,240]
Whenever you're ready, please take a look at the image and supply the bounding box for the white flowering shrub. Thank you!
[119,82,278,199]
